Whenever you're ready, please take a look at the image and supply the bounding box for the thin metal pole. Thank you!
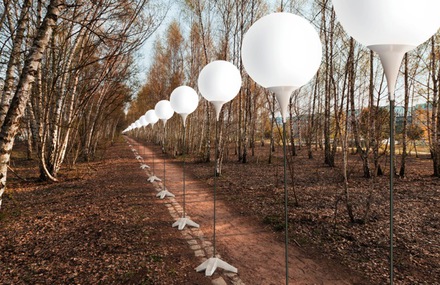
[283,121,289,285]
[163,124,166,191]
[151,125,155,174]
[183,125,186,218]
[390,99,395,285]
[152,144,155,174]
[142,133,145,158]
[213,119,219,257]
[144,129,147,158]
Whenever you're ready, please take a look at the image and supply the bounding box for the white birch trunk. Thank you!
[0,0,62,209]
[0,0,32,125]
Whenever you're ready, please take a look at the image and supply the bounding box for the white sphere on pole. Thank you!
[332,0,440,97]
[139,115,149,127]
[241,12,322,89]
[331,3,440,285]
[170,86,199,126]
[241,12,322,122]
[197,60,241,121]
[145,109,159,127]
[332,0,440,48]
[154,100,174,124]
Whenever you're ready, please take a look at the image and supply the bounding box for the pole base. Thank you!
[156,190,175,199]
[196,257,237,277]
[140,164,150,169]
[135,155,143,160]
[148,175,161,182]
[172,217,200,230]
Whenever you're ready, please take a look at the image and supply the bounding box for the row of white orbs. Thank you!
[122,2,440,283]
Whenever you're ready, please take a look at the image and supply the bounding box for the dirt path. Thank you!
[127,137,365,285]
[1,140,211,285]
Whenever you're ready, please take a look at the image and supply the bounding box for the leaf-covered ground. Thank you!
[0,141,211,285]
[1,139,439,284]
[188,146,440,284]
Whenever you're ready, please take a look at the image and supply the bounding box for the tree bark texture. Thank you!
[0,0,63,209]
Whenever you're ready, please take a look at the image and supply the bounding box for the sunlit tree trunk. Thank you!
[430,37,440,176]
[268,92,275,164]
[347,38,371,178]
[0,0,32,125]
[307,75,319,159]
[399,54,410,177]
[289,95,296,156]
[0,0,63,209]
[320,0,336,167]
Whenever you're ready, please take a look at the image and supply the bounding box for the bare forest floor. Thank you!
[0,138,439,284]
[188,143,440,284]
[0,139,211,285]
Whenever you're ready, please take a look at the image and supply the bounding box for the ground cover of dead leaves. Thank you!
[0,141,210,285]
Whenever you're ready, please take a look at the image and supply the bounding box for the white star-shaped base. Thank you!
[140,164,150,169]
[172,217,200,230]
[148,175,161,182]
[156,190,175,199]
[196,257,238,277]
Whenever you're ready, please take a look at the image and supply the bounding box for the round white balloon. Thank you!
[145,109,159,126]
[139,115,149,127]
[241,12,322,89]
[198,60,242,104]
[170,86,199,115]
[332,0,440,48]
[155,100,174,121]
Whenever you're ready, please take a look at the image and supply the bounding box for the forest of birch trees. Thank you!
[1,0,440,210]
[0,0,166,208]
[127,0,440,179]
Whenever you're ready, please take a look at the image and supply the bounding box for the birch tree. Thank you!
[428,36,440,176]
[27,0,163,176]
[0,0,64,209]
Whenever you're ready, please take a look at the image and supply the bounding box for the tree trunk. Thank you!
[430,37,440,176]
[342,111,355,223]
[242,86,249,163]
[25,110,33,160]
[307,76,319,159]
[0,0,62,209]
[0,0,32,125]
[347,39,371,178]
[289,96,296,157]
[399,54,409,177]
[215,112,225,176]
[238,88,243,162]
[269,93,275,164]
[204,101,211,162]
[194,0,211,163]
